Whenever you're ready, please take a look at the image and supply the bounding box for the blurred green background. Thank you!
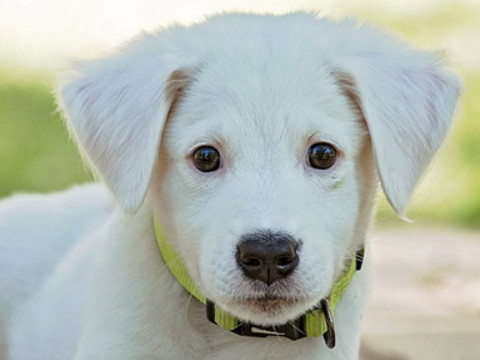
[0,1,479,228]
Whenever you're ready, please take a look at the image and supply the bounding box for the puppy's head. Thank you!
[58,14,461,325]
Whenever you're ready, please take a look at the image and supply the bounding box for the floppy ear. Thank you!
[57,36,192,213]
[335,48,461,215]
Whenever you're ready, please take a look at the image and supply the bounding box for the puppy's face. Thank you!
[59,13,459,327]
[155,56,372,325]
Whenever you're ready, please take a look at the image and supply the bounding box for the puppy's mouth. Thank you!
[207,275,325,325]
[216,292,314,326]
[240,295,299,313]
[215,278,317,323]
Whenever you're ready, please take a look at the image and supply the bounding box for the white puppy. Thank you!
[0,13,460,360]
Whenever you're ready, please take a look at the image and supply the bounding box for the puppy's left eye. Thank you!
[308,143,337,169]
[193,146,221,172]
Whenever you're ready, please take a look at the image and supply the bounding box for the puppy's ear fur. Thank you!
[335,44,461,215]
[57,37,192,213]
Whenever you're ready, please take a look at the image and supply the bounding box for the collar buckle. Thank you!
[231,317,307,341]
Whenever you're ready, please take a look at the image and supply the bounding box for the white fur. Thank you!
[0,13,460,360]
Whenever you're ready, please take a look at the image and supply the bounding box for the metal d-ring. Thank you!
[355,247,365,271]
[320,299,336,349]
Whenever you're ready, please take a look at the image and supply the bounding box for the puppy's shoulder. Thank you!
[0,183,114,238]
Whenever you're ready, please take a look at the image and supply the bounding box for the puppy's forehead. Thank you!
[169,42,360,155]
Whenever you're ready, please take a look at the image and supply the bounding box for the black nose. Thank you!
[236,231,299,285]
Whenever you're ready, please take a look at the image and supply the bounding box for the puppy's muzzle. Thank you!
[236,231,299,286]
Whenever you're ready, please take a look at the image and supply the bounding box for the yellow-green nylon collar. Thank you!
[153,217,361,337]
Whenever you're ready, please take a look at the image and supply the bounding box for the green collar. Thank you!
[153,218,364,347]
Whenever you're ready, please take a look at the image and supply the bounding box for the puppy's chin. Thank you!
[218,295,317,326]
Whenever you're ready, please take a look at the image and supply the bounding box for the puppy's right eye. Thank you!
[193,146,221,172]
[308,142,337,170]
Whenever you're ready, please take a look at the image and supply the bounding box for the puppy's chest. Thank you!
[201,333,328,360]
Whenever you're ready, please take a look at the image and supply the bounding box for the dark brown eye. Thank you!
[308,143,337,169]
[193,146,221,172]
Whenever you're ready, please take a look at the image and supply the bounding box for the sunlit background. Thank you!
[1,0,479,359]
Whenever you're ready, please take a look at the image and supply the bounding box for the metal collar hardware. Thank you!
[320,299,336,348]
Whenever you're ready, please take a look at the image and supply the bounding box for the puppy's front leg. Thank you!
[73,314,205,360]
[73,331,201,360]
[72,291,205,359]
[72,216,205,360]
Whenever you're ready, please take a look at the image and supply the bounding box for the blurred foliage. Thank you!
[0,78,92,196]
[357,3,479,40]
[0,3,479,228]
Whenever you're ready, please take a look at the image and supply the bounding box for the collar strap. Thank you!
[153,218,364,347]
